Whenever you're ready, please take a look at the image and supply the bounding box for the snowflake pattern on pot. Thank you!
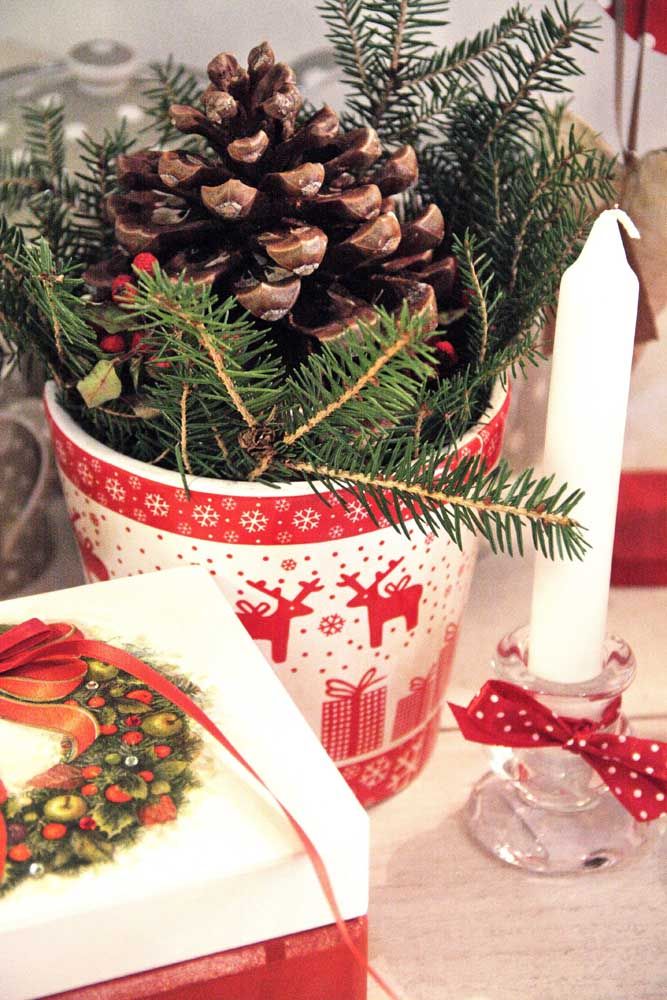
[144,493,169,517]
[192,503,220,528]
[359,756,391,788]
[239,509,269,534]
[318,613,345,637]
[46,386,510,547]
[292,507,321,532]
[106,478,125,502]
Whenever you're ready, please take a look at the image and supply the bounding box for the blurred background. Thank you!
[1,0,665,152]
[0,0,665,597]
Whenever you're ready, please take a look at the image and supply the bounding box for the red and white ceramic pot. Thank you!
[45,381,509,806]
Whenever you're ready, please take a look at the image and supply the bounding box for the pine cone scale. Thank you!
[201,180,266,221]
[309,184,382,224]
[260,163,325,199]
[257,224,328,276]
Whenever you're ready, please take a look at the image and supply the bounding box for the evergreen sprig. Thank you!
[320,0,615,363]
[4,247,587,557]
[72,124,136,262]
[0,1,618,559]
[140,56,205,148]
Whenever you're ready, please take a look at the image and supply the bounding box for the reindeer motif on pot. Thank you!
[236,576,324,663]
[337,557,422,648]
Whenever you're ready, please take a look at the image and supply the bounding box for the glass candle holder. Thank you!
[465,627,652,874]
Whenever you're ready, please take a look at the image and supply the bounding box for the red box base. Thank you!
[612,471,667,587]
[45,917,368,1000]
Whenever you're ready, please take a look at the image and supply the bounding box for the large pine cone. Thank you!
[86,43,459,348]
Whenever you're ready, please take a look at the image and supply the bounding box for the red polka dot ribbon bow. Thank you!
[448,680,667,822]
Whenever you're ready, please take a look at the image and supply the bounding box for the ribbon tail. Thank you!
[0,696,98,759]
[581,750,664,823]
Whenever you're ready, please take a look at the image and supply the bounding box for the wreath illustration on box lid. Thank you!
[0,623,203,897]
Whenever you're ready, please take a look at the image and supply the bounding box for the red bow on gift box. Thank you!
[0,620,98,760]
[449,680,667,822]
[0,618,400,1000]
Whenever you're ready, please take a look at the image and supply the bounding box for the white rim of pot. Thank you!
[44,378,508,499]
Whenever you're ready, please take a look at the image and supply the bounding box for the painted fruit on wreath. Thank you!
[0,628,203,897]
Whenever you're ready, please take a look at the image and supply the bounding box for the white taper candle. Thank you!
[529,209,640,682]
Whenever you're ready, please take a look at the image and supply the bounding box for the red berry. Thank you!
[130,331,151,353]
[82,765,102,779]
[111,274,137,303]
[137,795,177,827]
[42,822,68,840]
[123,715,143,728]
[138,770,154,782]
[99,723,118,736]
[132,252,159,274]
[65,699,79,706]
[434,340,458,365]
[127,690,153,704]
[79,816,97,831]
[105,784,133,804]
[8,843,32,862]
[81,783,98,796]
[148,357,171,370]
[87,695,106,708]
[99,334,125,354]
[122,731,143,746]
[154,745,172,759]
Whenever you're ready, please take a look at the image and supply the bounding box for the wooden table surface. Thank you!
[14,493,667,1000]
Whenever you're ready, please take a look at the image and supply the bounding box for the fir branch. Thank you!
[72,125,135,262]
[285,457,587,558]
[22,102,66,182]
[318,0,374,97]
[198,329,257,429]
[453,232,501,367]
[40,272,65,362]
[282,307,419,447]
[472,3,599,162]
[128,270,265,430]
[212,425,229,460]
[179,382,193,475]
[400,7,531,93]
[0,150,44,211]
[141,57,204,147]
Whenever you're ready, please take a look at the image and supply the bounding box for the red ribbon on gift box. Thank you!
[449,679,667,822]
[0,619,400,1000]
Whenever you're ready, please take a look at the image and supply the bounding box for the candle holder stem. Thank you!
[465,628,652,874]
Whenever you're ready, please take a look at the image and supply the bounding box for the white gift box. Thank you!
[0,568,368,1000]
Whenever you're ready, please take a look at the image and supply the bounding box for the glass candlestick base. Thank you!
[465,627,652,875]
